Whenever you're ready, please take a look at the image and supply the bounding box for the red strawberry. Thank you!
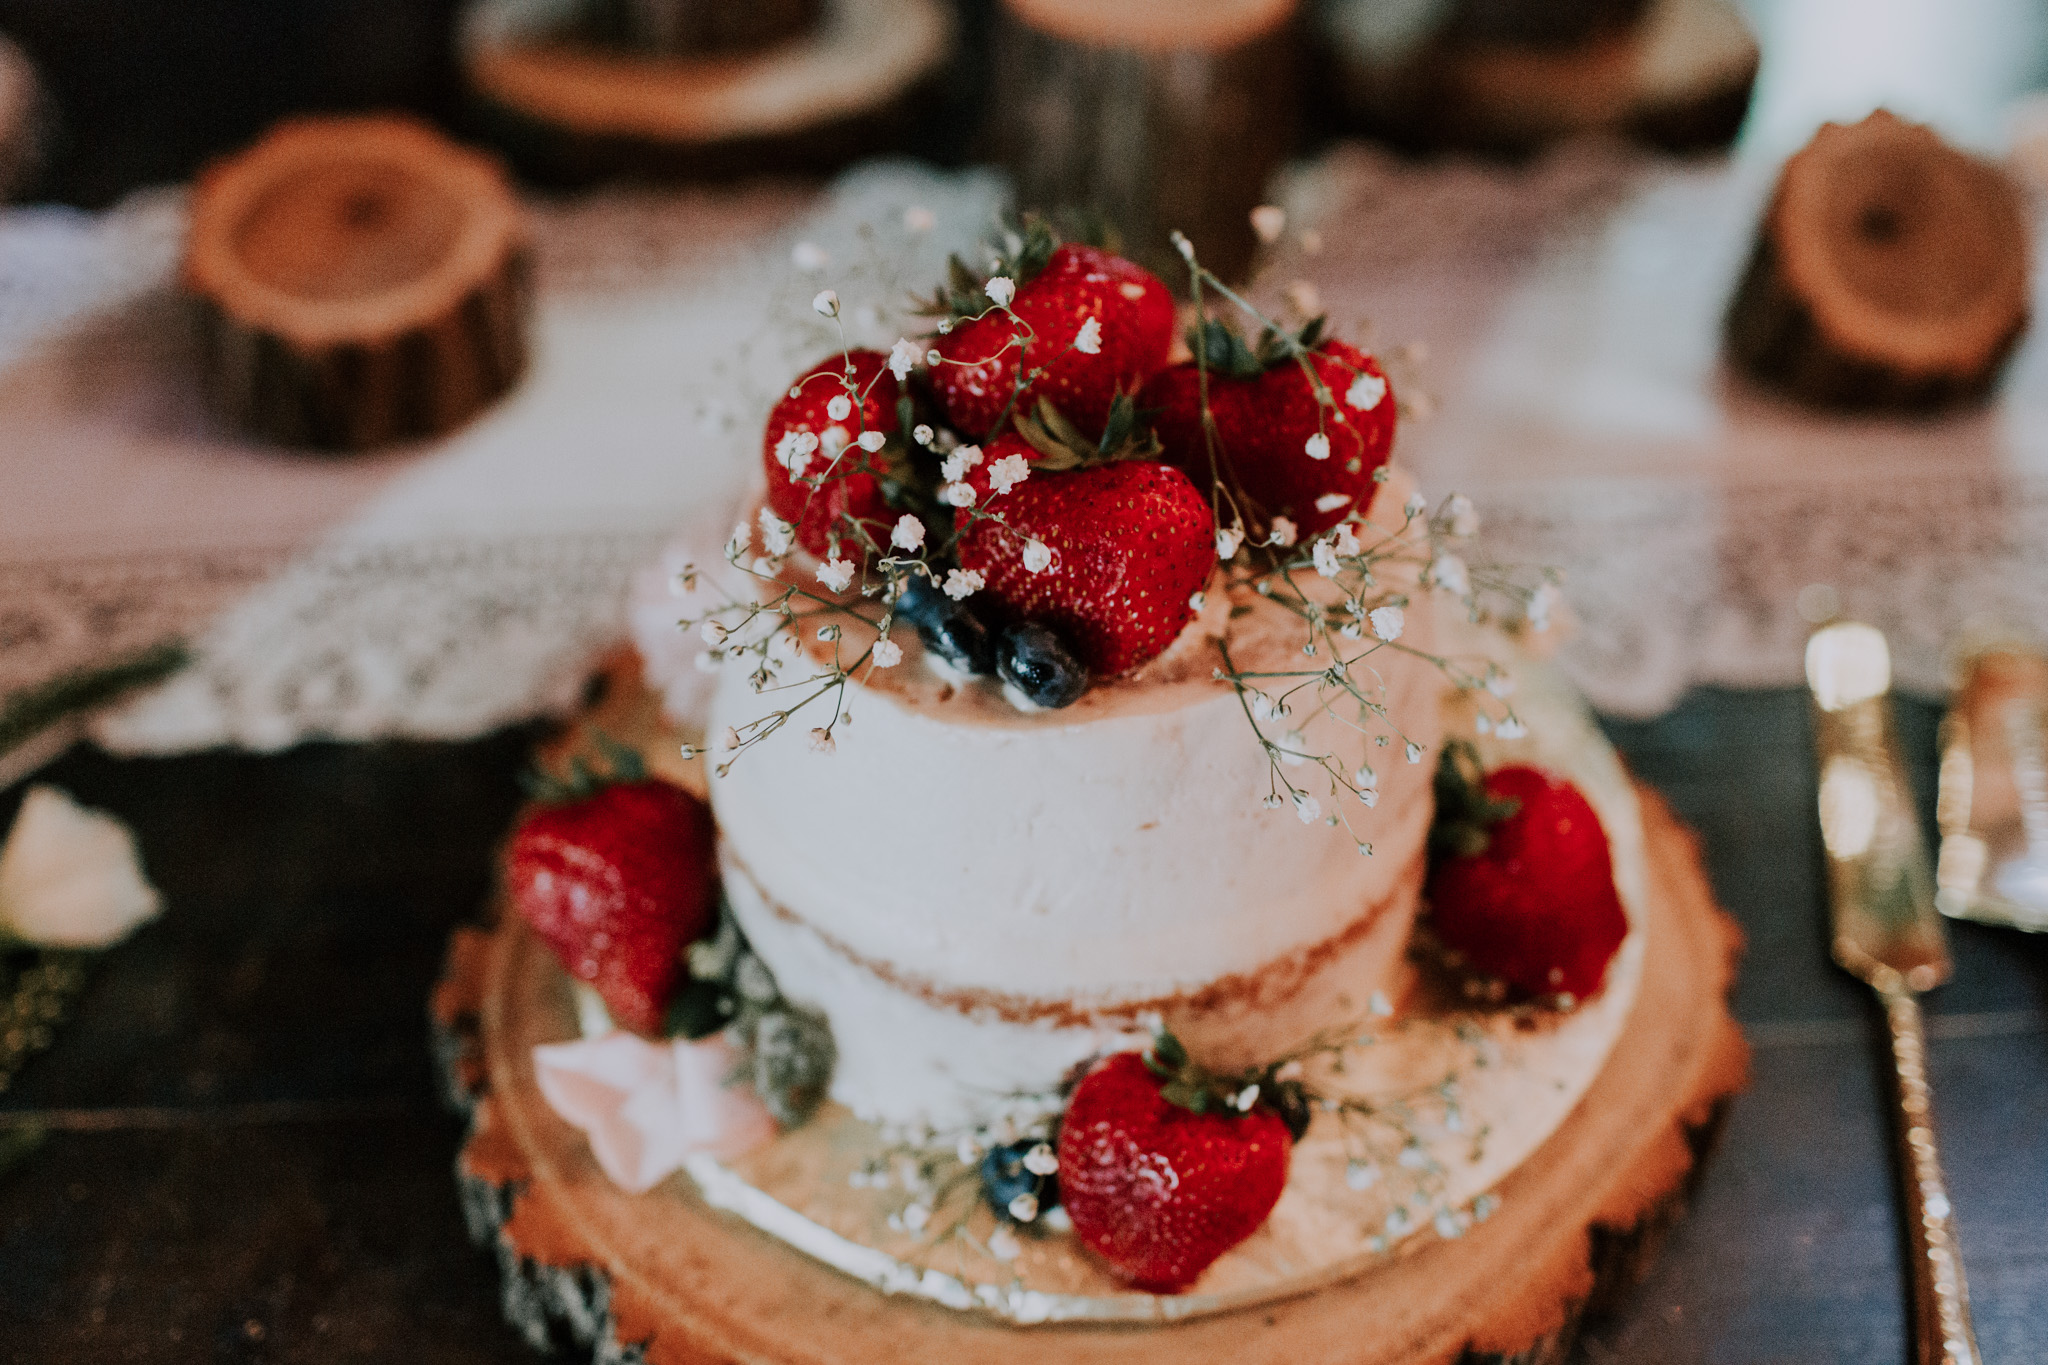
[1426,754,1627,1000]
[1058,1050,1292,1293]
[506,780,718,1034]
[1142,334,1395,540]
[956,460,1213,675]
[762,350,901,559]
[929,244,1174,441]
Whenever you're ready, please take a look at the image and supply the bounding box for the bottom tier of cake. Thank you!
[436,777,1745,1362]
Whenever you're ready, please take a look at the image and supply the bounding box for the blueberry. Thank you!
[995,623,1088,708]
[895,575,996,674]
[980,1139,1059,1222]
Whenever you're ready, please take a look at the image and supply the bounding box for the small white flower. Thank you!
[1495,716,1528,739]
[808,727,836,754]
[857,429,887,452]
[1346,372,1387,411]
[1304,431,1332,461]
[1404,490,1428,519]
[888,337,920,381]
[984,276,1016,308]
[1022,1143,1059,1176]
[903,205,935,233]
[912,423,935,446]
[1405,740,1425,764]
[1286,279,1322,315]
[1022,540,1053,573]
[1188,590,1206,612]
[940,481,977,508]
[1313,540,1342,578]
[826,393,853,422]
[700,619,730,646]
[727,520,752,555]
[1293,791,1322,824]
[1250,691,1283,722]
[820,425,851,458]
[811,289,839,317]
[1314,492,1352,514]
[1431,554,1470,596]
[1278,729,1309,766]
[986,452,1031,495]
[1369,989,1393,1017]
[1215,525,1244,559]
[1369,605,1405,641]
[1528,582,1560,632]
[940,444,984,482]
[1172,230,1195,262]
[816,558,855,592]
[1007,1191,1040,1222]
[1446,493,1479,536]
[943,568,984,600]
[1346,1161,1379,1191]
[956,1134,983,1164]
[773,428,819,476]
[0,787,160,949]
[723,727,742,751]
[988,1225,1022,1261]
[758,507,795,556]
[901,1202,930,1232]
[791,240,829,272]
[871,637,904,668]
[1073,316,1102,355]
[1485,669,1516,699]
[1268,516,1299,548]
[926,348,943,366]
[1333,524,1360,556]
[890,515,926,551]
[1250,204,1285,244]
[1354,763,1378,791]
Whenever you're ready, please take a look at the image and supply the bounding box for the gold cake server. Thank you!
[1805,620,1980,1365]
[1935,641,2048,931]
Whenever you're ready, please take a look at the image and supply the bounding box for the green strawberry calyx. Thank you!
[1187,314,1330,382]
[1012,394,1161,472]
[1427,739,1522,860]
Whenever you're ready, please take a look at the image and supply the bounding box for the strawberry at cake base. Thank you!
[703,476,1443,1130]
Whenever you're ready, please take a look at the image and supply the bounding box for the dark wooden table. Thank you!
[0,689,2041,1363]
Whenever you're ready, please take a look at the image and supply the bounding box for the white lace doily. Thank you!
[0,163,1005,752]
[6,143,2046,755]
[1274,142,2048,714]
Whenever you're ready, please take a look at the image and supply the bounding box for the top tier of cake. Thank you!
[703,474,1447,1129]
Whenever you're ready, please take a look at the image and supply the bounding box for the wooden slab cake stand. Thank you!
[183,115,531,450]
[435,777,1746,1365]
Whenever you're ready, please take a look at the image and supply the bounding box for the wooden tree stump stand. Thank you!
[434,785,1747,1365]
[462,0,953,184]
[583,0,823,58]
[0,32,50,202]
[1318,0,1758,155]
[183,115,532,451]
[985,0,1298,285]
[1725,110,2032,412]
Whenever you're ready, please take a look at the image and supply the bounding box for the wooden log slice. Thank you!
[463,0,952,185]
[1317,0,1757,156]
[584,0,823,58]
[1725,111,2032,412]
[986,0,1299,285]
[183,115,532,451]
[432,784,1748,1365]
[0,31,51,202]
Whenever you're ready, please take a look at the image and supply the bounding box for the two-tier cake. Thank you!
[437,214,1746,1361]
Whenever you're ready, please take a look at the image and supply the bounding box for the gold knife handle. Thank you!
[1881,983,1981,1365]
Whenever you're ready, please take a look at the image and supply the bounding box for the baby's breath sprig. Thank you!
[1168,230,1559,849]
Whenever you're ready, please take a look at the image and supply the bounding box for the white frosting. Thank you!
[704,478,1447,1127]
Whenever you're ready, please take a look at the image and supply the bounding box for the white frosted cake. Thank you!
[707,474,1444,1129]
[506,221,1653,1310]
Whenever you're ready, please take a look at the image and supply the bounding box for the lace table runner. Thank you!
[3,143,2044,756]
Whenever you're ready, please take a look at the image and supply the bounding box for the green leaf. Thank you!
[0,640,189,760]
[1427,739,1522,860]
